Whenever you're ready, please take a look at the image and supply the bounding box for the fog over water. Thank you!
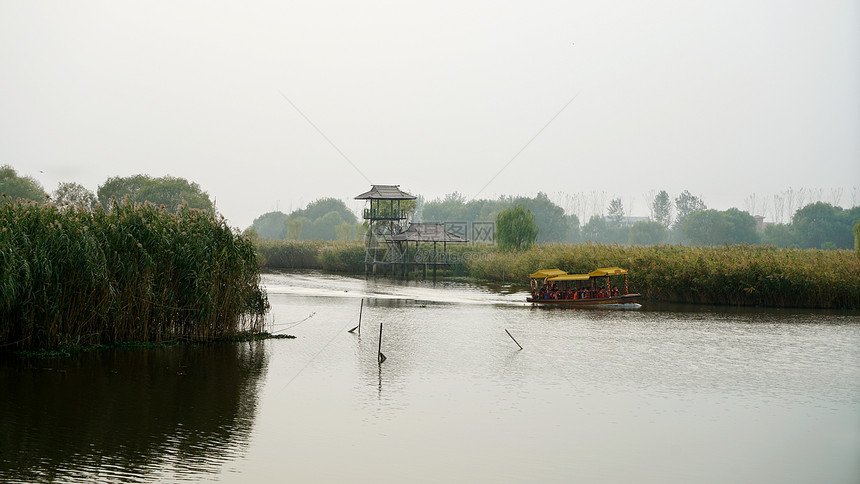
[1,1,857,228]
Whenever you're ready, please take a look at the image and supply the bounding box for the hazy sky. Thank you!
[1,1,858,229]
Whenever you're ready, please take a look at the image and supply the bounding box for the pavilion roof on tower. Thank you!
[354,185,416,200]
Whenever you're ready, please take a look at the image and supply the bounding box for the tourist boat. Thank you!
[526,267,641,306]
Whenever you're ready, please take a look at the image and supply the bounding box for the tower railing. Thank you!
[363,208,409,220]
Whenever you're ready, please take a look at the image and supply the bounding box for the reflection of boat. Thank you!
[526,267,641,306]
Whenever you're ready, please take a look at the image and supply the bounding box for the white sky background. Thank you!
[1,0,858,229]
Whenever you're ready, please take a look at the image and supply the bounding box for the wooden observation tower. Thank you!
[355,185,416,274]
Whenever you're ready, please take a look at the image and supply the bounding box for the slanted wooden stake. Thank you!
[377,323,386,364]
[505,329,523,350]
[358,299,363,335]
[348,299,363,334]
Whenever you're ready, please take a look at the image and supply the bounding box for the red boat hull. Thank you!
[526,293,641,306]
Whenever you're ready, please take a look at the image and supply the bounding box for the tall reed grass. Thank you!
[0,197,269,351]
[256,239,365,272]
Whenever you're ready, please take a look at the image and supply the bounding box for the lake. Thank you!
[2,270,859,483]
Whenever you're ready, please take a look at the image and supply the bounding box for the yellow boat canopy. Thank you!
[588,267,628,277]
[529,269,567,279]
[547,273,590,281]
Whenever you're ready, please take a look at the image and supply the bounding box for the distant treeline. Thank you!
[415,190,860,250]
[0,165,215,213]
[0,197,268,351]
[248,198,365,242]
[248,189,859,250]
[257,240,859,309]
[3,165,855,249]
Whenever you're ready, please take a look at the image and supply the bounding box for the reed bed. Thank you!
[0,198,269,351]
[465,244,860,309]
[254,239,859,308]
[256,239,365,272]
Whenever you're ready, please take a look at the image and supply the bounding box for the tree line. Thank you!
[0,165,213,212]
[4,164,856,249]
[426,189,859,250]
[247,198,364,242]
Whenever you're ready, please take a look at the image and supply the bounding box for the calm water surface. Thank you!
[2,270,859,483]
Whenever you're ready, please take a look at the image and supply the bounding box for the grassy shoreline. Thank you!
[12,331,295,359]
[1,199,270,352]
[257,240,860,309]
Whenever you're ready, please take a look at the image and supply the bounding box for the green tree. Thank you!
[495,205,538,250]
[292,197,358,224]
[250,211,289,239]
[97,174,213,212]
[96,174,151,207]
[762,223,797,248]
[336,222,364,241]
[566,214,581,242]
[277,198,361,241]
[681,208,759,245]
[135,176,213,212]
[53,182,97,210]
[854,219,860,251]
[422,193,501,222]
[723,208,760,244]
[792,202,858,249]
[513,192,568,243]
[607,198,624,226]
[674,190,706,229]
[628,220,667,245]
[651,190,673,228]
[0,165,46,203]
[306,211,346,240]
[286,217,306,240]
[581,215,609,243]
[422,192,568,243]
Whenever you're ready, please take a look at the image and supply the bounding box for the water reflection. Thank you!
[0,342,268,483]
[253,271,860,483]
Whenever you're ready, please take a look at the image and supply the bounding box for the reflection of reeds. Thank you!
[0,198,269,351]
[0,342,267,482]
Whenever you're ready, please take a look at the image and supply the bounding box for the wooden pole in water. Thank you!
[348,299,363,334]
[505,329,523,350]
[378,323,386,363]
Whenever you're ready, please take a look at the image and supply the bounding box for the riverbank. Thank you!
[257,240,860,309]
[12,331,296,359]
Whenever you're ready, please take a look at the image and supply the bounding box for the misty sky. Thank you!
[1,1,858,229]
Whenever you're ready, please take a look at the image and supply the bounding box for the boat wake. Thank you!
[262,272,530,307]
